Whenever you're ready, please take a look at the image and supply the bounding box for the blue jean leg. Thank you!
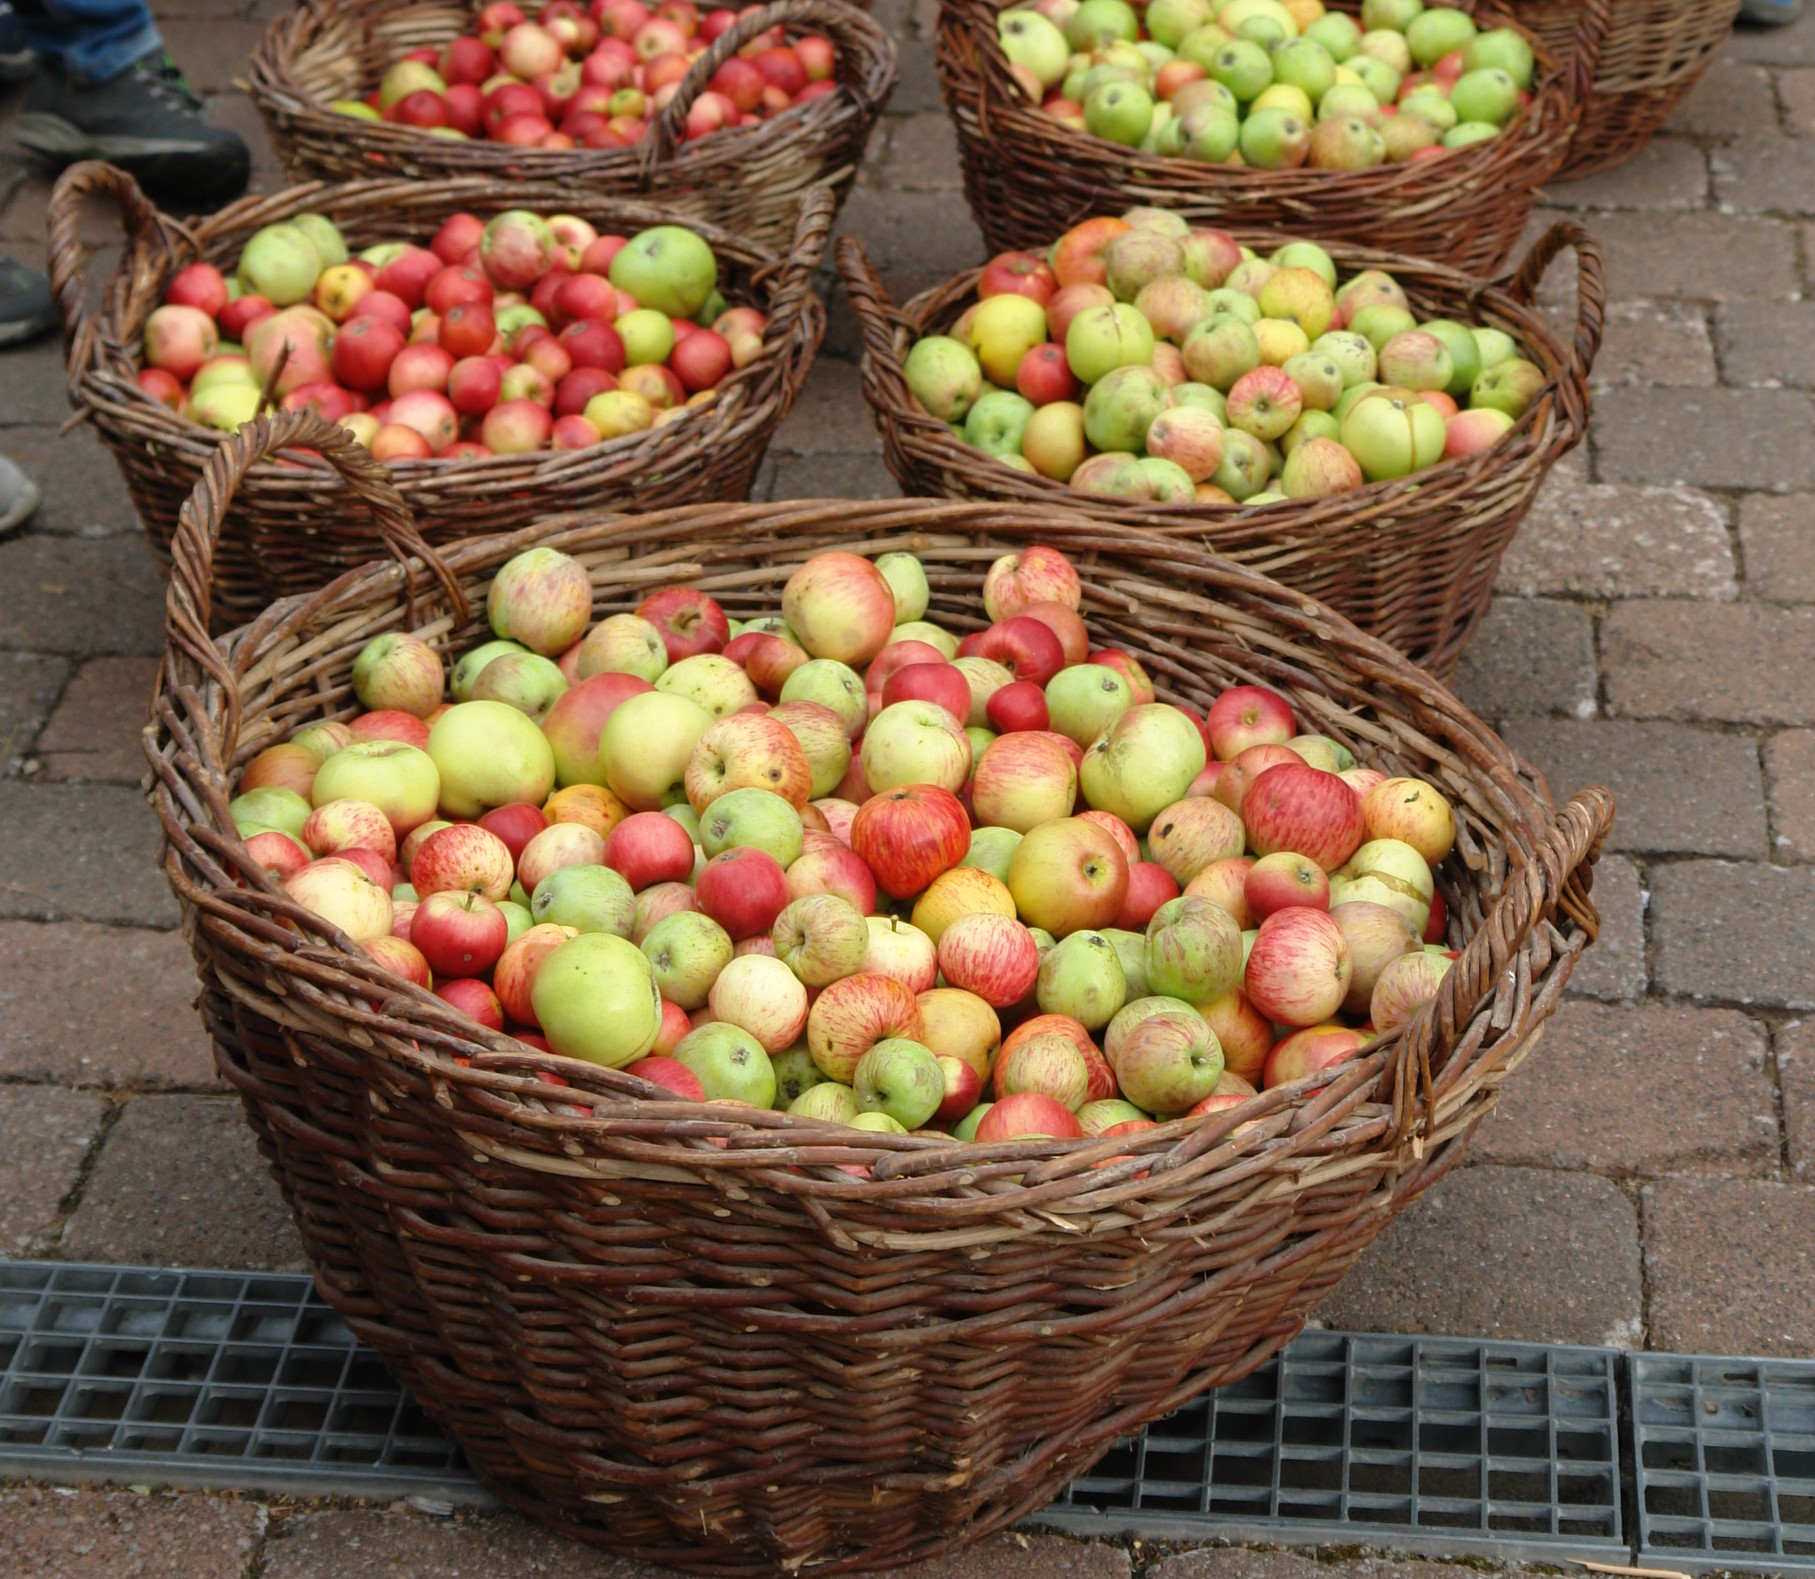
[8,0,161,83]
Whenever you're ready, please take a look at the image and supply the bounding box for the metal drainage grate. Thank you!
[0,1261,478,1502]
[1037,1331,1626,1564]
[1633,1352,1815,1573]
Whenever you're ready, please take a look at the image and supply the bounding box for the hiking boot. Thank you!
[0,255,56,348]
[0,455,39,539]
[13,50,250,204]
[0,5,33,84]
[1738,0,1803,23]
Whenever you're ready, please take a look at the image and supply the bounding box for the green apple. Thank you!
[1176,101,1240,161]
[609,225,717,319]
[426,700,554,819]
[771,1045,825,1108]
[1348,303,1419,352]
[1084,79,1154,146]
[616,307,676,367]
[1281,409,1341,454]
[1066,301,1155,384]
[1131,456,1196,501]
[1046,663,1135,746]
[1212,427,1272,500]
[1464,26,1535,89]
[1405,5,1475,67]
[1083,364,1168,452]
[1471,357,1546,420]
[998,8,1071,88]
[875,551,929,623]
[951,1102,993,1140]
[1303,11,1360,59]
[1340,387,1447,481]
[640,909,733,1008]
[1080,703,1207,832]
[1144,894,1242,1003]
[1108,997,1223,1113]
[600,690,713,809]
[1399,86,1457,130]
[698,786,804,865]
[1444,121,1502,148]
[903,335,983,422]
[850,1111,908,1135]
[450,638,529,702]
[854,1037,944,1129]
[1472,326,1519,371]
[1450,66,1518,126]
[1102,928,1150,1002]
[1066,0,1140,49]
[1036,929,1127,1029]
[1282,351,1344,412]
[1360,0,1423,29]
[962,825,1024,883]
[1145,0,1211,48]
[531,863,636,937]
[238,223,322,307]
[1210,38,1272,100]
[964,389,1037,458]
[967,292,1049,386]
[790,1081,861,1124]
[1313,331,1376,386]
[1176,22,1235,71]
[1182,315,1260,392]
[531,932,662,1067]
[778,659,867,738]
[470,651,568,724]
[675,1022,777,1106]
[1420,318,1483,398]
[231,786,312,839]
[1348,52,1401,104]
[1272,36,1335,99]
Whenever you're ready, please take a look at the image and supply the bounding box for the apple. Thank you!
[346,710,431,750]
[1207,685,1295,760]
[530,931,663,1066]
[1035,929,1125,1030]
[806,971,922,1083]
[514,821,608,896]
[708,952,809,1052]
[910,866,1016,946]
[409,822,514,899]
[492,921,579,1024]
[688,843,788,939]
[1080,704,1207,833]
[993,1031,1090,1111]
[1245,851,1331,919]
[529,862,636,936]
[634,587,728,665]
[425,700,556,820]
[348,632,443,718]
[1330,837,1434,934]
[283,857,394,941]
[1361,776,1457,864]
[771,893,869,987]
[609,223,716,320]
[311,741,441,838]
[654,654,757,720]
[630,1053,706,1101]
[360,934,433,988]
[1198,986,1274,1084]
[1146,796,1245,886]
[850,785,970,901]
[469,652,568,724]
[786,840,878,914]
[301,798,397,864]
[245,829,313,886]
[673,1023,777,1107]
[683,712,812,814]
[485,547,592,657]
[412,890,509,978]
[863,915,938,993]
[770,1046,826,1110]
[697,788,802,868]
[782,552,898,667]
[1241,762,1366,872]
[853,1037,945,1129]
[546,783,630,840]
[597,809,692,891]
[1211,742,1300,815]
[1371,948,1454,1032]
[1144,895,1241,1004]
[970,731,1077,834]
[934,1054,985,1125]
[599,690,712,810]
[640,909,733,1008]
[917,986,1001,1083]
[973,1091,1083,1143]
[1245,906,1353,1027]
[986,679,1050,735]
[435,978,504,1029]
[1263,1022,1374,1089]
[790,1082,861,1124]
[1007,816,1128,937]
[232,786,313,840]
[1109,1000,1223,1115]
[937,912,1039,1008]
[1330,898,1419,1016]
[576,614,667,683]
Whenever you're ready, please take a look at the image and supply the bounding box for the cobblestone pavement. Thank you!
[1,0,1814,1569]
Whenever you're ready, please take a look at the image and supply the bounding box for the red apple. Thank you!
[850,785,971,901]
[1241,763,1366,872]
[478,802,549,865]
[981,544,1082,620]
[360,933,433,988]
[882,662,973,721]
[1116,860,1180,931]
[435,976,506,1030]
[959,616,1066,688]
[1245,907,1353,1028]
[1262,1023,1374,1089]
[979,250,1058,306]
[493,920,579,1024]
[1207,684,1296,760]
[1015,342,1079,404]
[411,890,510,978]
[695,846,789,939]
[786,841,877,914]
[936,912,1039,1008]
[974,1091,1083,1143]
[1244,850,1330,919]
[636,586,728,662]
[602,809,696,890]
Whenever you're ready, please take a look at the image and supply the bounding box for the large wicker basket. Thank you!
[1514,0,1740,180]
[49,161,831,632]
[151,413,1613,1575]
[838,220,1603,679]
[935,0,1607,276]
[245,0,893,251]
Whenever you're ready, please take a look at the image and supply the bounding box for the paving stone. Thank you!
[890,35,946,116]
[0,1485,263,1579]
[1724,12,1815,67]
[0,652,68,776]
[1500,719,1767,858]
[1650,859,1815,1011]
[0,1087,107,1252]
[1593,388,1815,490]
[1603,601,1815,724]
[1766,729,1815,860]
[834,188,984,287]
[771,359,885,457]
[1666,62,1782,138]
[1452,598,1597,721]
[1591,300,1717,389]
[0,337,83,426]
[1497,481,1735,599]
[1782,67,1815,133]
[1566,853,1648,1004]
[1713,135,1815,214]
[1152,1551,1527,1579]
[1717,299,1815,388]
[0,425,141,537]
[1780,1018,1815,1180]
[1545,137,1709,211]
[1737,492,1815,599]
[0,923,214,1087]
[1643,1178,1815,1356]
[767,451,900,502]
[1315,1165,1644,1348]
[261,1510,1128,1578]
[1471,1001,1777,1177]
[33,656,159,783]
[1581,212,1800,302]
[878,112,965,190]
[60,1094,307,1271]
[149,20,269,96]
[0,782,176,927]
[0,534,167,657]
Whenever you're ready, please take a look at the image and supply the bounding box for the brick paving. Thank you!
[2,0,1815,1568]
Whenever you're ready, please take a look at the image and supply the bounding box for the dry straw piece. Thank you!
[935,0,1609,276]
[49,161,833,632]
[246,0,894,250]
[1513,0,1740,180]
[839,220,1604,679]
[150,410,1614,1574]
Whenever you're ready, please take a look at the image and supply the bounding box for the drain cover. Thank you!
[1037,1330,1626,1564]
[1633,1353,1815,1572]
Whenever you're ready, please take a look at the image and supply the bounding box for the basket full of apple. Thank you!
[152,409,1613,1574]
[245,0,895,251]
[840,208,1602,678]
[937,0,1607,276]
[49,161,832,630]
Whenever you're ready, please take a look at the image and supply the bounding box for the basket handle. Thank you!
[164,412,467,746]
[1498,219,1605,442]
[1558,0,1613,125]
[759,184,838,397]
[46,159,180,394]
[1387,785,1615,1147]
[638,0,889,174]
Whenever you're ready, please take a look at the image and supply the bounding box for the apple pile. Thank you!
[136,207,763,458]
[232,541,1462,1147]
[901,208,1542,504]
[998,0,1536,168]
[333,0,837,151]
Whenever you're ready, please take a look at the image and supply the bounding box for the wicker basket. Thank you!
[245,0,892,251]
[49,161,831,632]
[935,0,1608,276]
[1515,0,1740,180]
[150,408,1614,1575]
[838,220,1603,679]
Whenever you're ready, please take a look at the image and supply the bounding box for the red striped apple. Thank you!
[805,971,922,1083]
[1241,762,1366,872]
[1245,907,1353,1027]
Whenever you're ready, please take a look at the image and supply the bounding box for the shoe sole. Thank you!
[0,476,39,539]
[14,111,219,162]
[0,52,32,84]
[0,309,56,348]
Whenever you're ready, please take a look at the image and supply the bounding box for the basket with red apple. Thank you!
[149,407,1613,1574]
[839,216,1602,679]
[49,161,831,631]
[1511,0,1738,181]
[935,0,1606,276]
[245,0,893,252]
